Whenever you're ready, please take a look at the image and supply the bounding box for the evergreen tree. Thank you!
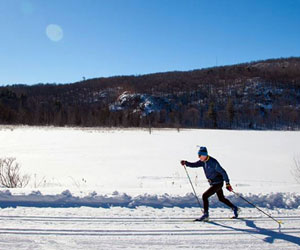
[226,99,234,128]
[206,102,217,128]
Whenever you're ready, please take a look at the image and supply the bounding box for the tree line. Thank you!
[0,57,299,129]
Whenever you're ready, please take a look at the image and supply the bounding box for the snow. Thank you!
[0,206,299,249]
[1,190,300,210]
[109,92,165,115]
[0,126,300,249]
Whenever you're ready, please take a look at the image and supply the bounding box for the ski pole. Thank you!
[232,190,282,226]
[183,164,203,211]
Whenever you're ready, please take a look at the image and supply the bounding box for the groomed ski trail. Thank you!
[0,208,299,249]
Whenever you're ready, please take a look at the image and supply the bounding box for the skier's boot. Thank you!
[232,206,240,218]
[195,212,209,222]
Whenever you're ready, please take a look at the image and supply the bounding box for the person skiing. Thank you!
[181,146,239,221]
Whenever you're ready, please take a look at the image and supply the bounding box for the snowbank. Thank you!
[1,190,299,209]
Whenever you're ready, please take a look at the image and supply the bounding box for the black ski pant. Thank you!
[202,182,236,214]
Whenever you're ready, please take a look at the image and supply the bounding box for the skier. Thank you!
[181,146,240,221]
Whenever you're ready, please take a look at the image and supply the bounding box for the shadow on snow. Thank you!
[208,219,300,247]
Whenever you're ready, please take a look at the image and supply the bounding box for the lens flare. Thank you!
[46,24,63,42]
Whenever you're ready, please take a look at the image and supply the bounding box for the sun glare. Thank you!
[46,24,64,42]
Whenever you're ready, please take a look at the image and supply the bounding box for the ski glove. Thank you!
[226,183,233,192]
[180,160,186,166]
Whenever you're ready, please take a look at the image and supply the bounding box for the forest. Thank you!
[0,57,299,130]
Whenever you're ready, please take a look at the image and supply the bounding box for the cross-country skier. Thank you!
[180,146,240,221]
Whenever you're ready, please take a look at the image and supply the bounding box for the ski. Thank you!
[192,217,254,222]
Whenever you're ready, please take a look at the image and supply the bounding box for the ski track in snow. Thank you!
[0,208,299,249]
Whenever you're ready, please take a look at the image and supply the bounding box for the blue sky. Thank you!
[0,0,299,85]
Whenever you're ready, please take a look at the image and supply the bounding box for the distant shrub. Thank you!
[0,157,30,188]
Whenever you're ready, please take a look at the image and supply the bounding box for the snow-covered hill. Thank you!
[2,57,300,129]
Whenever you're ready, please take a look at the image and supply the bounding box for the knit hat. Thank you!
[198,146,208,156]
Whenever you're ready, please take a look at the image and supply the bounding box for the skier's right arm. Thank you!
[180,160,203,168]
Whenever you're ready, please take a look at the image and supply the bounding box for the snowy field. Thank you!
[0,126,300,249]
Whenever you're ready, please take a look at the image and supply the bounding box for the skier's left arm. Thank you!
[215,163,233,191]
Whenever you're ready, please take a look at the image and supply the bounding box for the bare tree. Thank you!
[0,157,30,188]
[291,155,300,183]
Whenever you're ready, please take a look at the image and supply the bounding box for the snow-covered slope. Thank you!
[109,91,168,116]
